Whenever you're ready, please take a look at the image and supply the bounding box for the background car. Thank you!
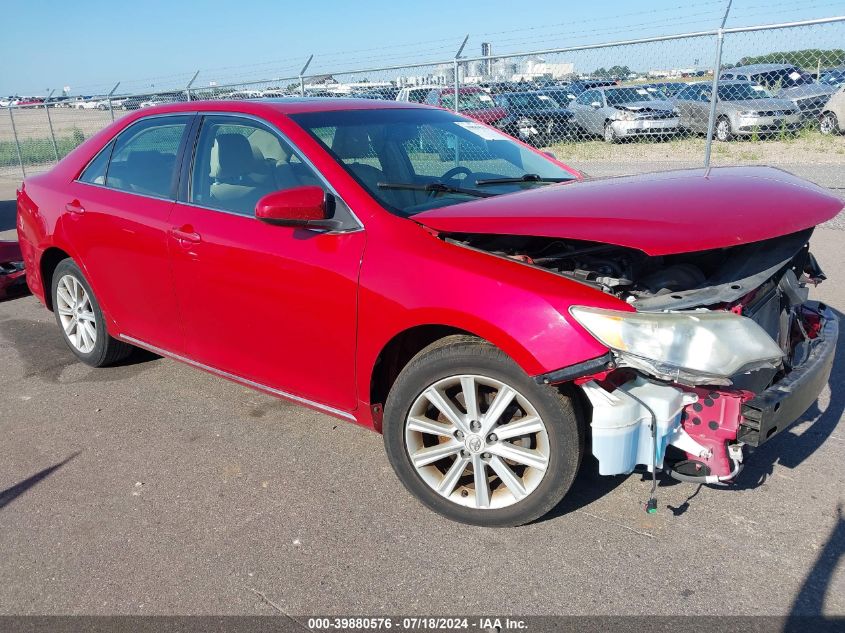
[818,66,845,88]
[493,91,576,145]
[720,63,836,120]
[396,86,440,103]
[639,82,687,99]
[535,87,578,106]
[819,84,845,135]
[0,241,27,300]
[672,80,801,141]
[568,85,679,142]
[566,79,619,95]
[423,87,507,125]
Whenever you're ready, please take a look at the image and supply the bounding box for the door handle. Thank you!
[170,227,202,243]
[65,200,85,214]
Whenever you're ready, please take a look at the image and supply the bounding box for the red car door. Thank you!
[168,115,365,412]
[63,114,194,353]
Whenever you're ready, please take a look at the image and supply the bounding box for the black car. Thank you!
[493,91,576,145]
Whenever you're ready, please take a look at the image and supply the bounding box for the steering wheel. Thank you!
[441,166,473,182]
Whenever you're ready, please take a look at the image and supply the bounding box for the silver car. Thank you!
[820,84,845,135]
[672,81,801,141]
[720,63,836,120]
[568,86,680,142]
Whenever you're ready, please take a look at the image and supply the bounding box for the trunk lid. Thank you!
[413,166,842,255]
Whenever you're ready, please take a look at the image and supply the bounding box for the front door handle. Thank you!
[65,200,85,214]
[170,226,202,244]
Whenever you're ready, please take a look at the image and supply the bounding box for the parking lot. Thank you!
[0,173,843,619]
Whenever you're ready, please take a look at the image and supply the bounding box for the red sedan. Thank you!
[16,99,841,526]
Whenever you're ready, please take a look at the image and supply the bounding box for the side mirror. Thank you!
[590,101,602,109]
[255,186,339,229]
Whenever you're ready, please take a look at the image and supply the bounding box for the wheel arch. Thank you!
[39,246,72,311]
[369,325,477,423]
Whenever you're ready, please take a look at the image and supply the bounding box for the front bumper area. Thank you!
[611,117,680,137]
[739,305,838,446]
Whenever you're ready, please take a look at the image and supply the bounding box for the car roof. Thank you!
[125,97,432,116]
[725,63,797,74]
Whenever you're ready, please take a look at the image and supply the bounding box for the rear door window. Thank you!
[105,116,191,198]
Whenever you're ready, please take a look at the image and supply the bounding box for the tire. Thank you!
[603,121,618,143]
[51,258,133,367]
[820,111,839,136]
[715,116,732,142]
[383,335,583,527]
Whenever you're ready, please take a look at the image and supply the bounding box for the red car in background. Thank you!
[15,99,841,526]
[0,241,27,299]
[423,86,507,125]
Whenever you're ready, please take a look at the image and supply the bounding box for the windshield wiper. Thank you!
[474,174,570,186]
[377,181,494,198]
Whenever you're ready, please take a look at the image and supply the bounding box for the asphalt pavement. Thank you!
[0,177,843,618]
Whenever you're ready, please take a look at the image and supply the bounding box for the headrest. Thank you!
[332,127,375,159]
[211,134,256,180]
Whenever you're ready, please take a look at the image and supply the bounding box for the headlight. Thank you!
[738,110,758,117]
[569,306,783,385]
[671,108,680,116]
[616,110,636,121]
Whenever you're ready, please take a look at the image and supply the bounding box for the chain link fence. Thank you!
[2,15,844,191]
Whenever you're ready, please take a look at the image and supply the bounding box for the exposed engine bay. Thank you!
[444,228,837,486]
[444,227,823,311]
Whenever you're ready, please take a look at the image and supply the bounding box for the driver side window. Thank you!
[190,115,322,217]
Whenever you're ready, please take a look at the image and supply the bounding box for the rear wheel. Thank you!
[820,111,839,135]
[383,336,583,527]
[51,259,133,367]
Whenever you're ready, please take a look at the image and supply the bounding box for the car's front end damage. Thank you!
[445,227,837,483]
[0,240,27,301]
[413,166,842,486]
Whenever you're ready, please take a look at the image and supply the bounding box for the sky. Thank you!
[2,0,844,95]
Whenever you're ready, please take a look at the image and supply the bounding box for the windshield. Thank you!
[498,93,560,109]
[820,70,845,86]
[605,87,655,105]
[718,83,774,100]
[290,108,575,217]
[752,68,813,89]
[441,91,496,110]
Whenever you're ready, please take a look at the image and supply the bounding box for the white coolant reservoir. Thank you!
[582,377,698,476]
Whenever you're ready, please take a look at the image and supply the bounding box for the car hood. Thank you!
[778,84,836,100]
[413,166,843,256]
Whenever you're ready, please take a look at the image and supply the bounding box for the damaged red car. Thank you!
[0,240,27,300]
[16,100,841,526]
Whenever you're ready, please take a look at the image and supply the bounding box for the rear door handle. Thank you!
[65,200,85,214]
[170,227,202,243]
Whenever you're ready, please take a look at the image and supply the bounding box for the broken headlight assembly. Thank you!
[569,306,784,385]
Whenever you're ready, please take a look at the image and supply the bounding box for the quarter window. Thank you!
[105,116,190,198]
[78,141,114,185]
[190,116,323,217]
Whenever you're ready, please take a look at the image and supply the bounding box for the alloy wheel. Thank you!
[55,274,97,354]
[716,119,730,141]
[404,374,550,510]
[820,113,837,135]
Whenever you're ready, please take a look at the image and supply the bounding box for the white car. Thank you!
[396,86,440,103]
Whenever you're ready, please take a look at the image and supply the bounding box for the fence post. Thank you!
[43,89,60,163]
[184,70,200,101]
[8,107,25,178]
[704,0,732,169]
[453,35,469,113]
[299,55,314,97]
[106,82,120,122]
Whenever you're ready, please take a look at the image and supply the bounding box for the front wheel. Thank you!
[715,116,732,142]
[603,121,618,143]
[383,336,583,527]
[820,112,839,135]
[51,259,133,367]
